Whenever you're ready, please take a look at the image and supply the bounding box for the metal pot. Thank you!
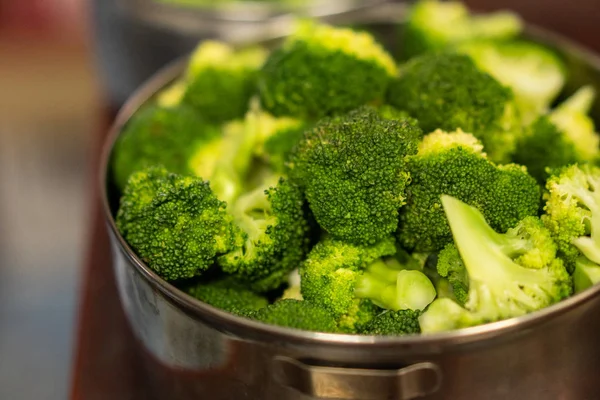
[100,7,600,400]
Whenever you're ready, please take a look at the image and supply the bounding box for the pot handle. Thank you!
[272,356,442,400]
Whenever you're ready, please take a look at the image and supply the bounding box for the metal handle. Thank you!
[272,356,442,400]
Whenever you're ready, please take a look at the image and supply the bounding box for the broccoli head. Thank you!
[293,106,421,245]
[218,175,310,292]
[542,163,600,272]
[244,299,339,333]
[513,87,599,182]
[258,20,397,119]
[398,129,541,252]
[300,237,436,332]
[360,309,421,335]
[402,0,522,59]
[183,40,267,123]
[250,110,308,173]
[457,40,566,123]
[419,195,572,333]
[436,244,469,306]
[115,166,241,281]
[111,104,222,191]
[185,277,268,314]
[387,52,520,162]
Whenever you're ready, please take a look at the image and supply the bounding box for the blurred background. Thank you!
[0,0,598,399]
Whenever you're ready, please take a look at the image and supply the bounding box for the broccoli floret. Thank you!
[258,20,397,119]
[218,175,310,292]
[542,164,600,272]
[186,278,268,313]
[436,244,469,306]
[457,40,566,123]
[300,237,436,331]
[387,52,520,163]
[250,110,308,173]
[398,129,541,252]
[573,257,600,293]
[293,106,420,245]
[419,195,572,333]
[115,166,241,281]
[156,79,187,108]
[111,105,222,191]
[513,87,599,182]
[402,0,522,59]
[245,299,339,333]
[337,299,383,334]
[182,41,267,123]
[360,309,421,335]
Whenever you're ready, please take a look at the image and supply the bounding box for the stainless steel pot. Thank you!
[100,7,600,400]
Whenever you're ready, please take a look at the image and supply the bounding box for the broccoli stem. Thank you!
[355,260,436,311]
[566,176,600,264]
[573,257,600,293]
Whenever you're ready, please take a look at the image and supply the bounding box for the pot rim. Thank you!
[100,12,600,348]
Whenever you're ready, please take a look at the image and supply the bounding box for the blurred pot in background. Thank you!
[89,0,390,108]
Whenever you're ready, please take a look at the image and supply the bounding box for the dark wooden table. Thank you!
[69,3,600,398]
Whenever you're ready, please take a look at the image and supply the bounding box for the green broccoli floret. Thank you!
[156,79,186,108]
[360,309,421,335]
[337,299,383,334]
[300,237,436,332]
[419,195,572,333]
[398,129,541,252]
[115,166,241,281]
[387,52,520,163]
[436,244,469,306]
[402,0,522,60]
[186,277,268,313]
[182,41,267,123]
[218,175,310,292]
[513,87,599,182]
[293,106,420,245]
[245,299,339,333]
[250,110,308,173]
[258,20,397,119]
[542,164,600,273]
[457,40,566,123]
[111,104,222,191]
[573,257,600,293]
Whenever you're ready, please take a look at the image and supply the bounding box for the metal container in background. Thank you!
[100,6,600,400]
[90,0,393,108]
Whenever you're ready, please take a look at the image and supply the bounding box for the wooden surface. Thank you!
[69,2,600,399]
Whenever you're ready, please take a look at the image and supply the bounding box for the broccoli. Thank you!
[244,299,339,333]
[182,40,267,123]
[573,257,600,293]
[398,129,541,252]
[218,175,310,292]
[542,164,600,273]
[360,309,421,335]
[250,110,308,173]
[436,244,469,306]
[258,20,397,119]
[111,104,222,191]
[337,299,383,334]
[354,258,436,311]
[115,166,241,281]
[300,237,436,332]
[419,195,572,333]
[281,269,303,300]
[293,106,421,245]
[402,0,522,60]
[186,278,268,313]
[513,87,599,182]
[156,79,186,108]
[387,52,520,163]
[457,40,566,123]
